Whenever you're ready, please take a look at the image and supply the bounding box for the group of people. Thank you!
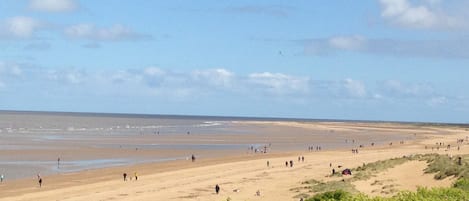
[248,144,270,154]
[286,160,294,167]
[308,145,321,151]
[122,172,138,181]
[427,140,465,152]
[298,156,305,162]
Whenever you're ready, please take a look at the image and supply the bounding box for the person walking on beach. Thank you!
[191,154,196,162]
[123,173,127,181]
[290,160,293,167]
[57,157,60,169]
[285,161,288,167]
[1,174,4,182]
[38,177,42,187]
[134,172,138,181]
[215,184,220,194]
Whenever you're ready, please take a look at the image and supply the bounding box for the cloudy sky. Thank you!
[0,0,468,123]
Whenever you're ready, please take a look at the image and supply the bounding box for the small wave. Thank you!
[194,121,224,127]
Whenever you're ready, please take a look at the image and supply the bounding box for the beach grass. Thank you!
[424,154,469,179]
[303,153,469,201]
[307,186,469,201]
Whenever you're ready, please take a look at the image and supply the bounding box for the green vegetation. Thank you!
[352,156,416,181]
[453,178,469,191]
[307,187,469,201]
[300,154,469,201]
[309,180,359,194]
[424,154,469,179]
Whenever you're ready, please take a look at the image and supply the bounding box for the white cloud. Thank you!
[143,67,165,77]
[192,69,234,88]
[29,0,78,12]
[248,72,310,95]
[0,61,23,76]
[0,16,42,39]
[64,24,151,41]
[329,36,366,50]
[302,35,469,59]
[382,80,434,98]
[109,70,141,84]
[343,78,367,98]
[427,96,447,107]
[0,61,23,90]
[379,0,461,29]
[47,69,86,84]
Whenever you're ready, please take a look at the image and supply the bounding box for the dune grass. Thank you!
[302,153,469,201]
[307,186,469,201]
[424,154,469,179]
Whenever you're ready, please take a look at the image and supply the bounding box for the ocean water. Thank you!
[0,111,414,180]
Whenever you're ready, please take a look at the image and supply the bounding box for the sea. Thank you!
[0,110,414,180]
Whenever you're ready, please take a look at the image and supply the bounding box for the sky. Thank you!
[0,0,468,123]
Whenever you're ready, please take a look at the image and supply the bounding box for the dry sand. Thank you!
[353,160,455,196]
[0,121,468,201]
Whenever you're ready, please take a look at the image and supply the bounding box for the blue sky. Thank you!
[0,0,468,123]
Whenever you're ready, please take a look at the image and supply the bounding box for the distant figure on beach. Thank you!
[285,161,288,167]
[301,156,304,162]
[298,156,300,162]
[256,190,261,196]
[57,157,60,169]
[215,184,220,194]
[1,174,4,182]
[134,172,138,181]
[332,168,335,175]
[290,160,293,167]
[38,177,42,187]
[191,154,196,162]
[123,173,127,181]
[267,161,270,167]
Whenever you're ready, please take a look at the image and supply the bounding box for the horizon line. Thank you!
[0,109,467,126]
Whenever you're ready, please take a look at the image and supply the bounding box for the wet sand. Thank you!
[0,112,417,180]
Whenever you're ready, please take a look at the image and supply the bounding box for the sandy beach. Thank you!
[1,118,468,201]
